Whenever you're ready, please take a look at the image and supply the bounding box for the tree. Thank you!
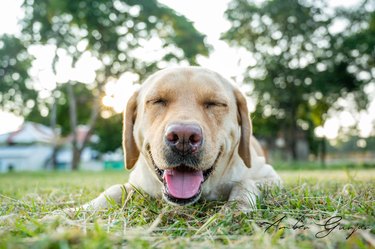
[223,0,373,161]
[93,113,123,153]
[0,35,36,116]
[15,0,209,169]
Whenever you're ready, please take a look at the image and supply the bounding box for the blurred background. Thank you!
[0,0,374,172]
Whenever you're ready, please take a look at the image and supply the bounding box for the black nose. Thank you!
[165,123,203,154]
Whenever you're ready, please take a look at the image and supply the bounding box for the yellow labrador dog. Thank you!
[85,66,281,212]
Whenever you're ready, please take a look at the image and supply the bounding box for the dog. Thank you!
[84,66,281,212]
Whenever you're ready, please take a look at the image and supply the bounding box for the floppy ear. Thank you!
[233,88,252,168]
[123,90,140,170]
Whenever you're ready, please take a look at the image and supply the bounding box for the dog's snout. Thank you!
[165,123,203,154]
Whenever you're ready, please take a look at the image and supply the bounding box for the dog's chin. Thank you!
[147,146,222,206]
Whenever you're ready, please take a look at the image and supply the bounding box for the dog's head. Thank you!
[123,67,252,205]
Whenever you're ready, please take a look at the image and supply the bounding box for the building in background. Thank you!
[0,122,102,172]
[0,122,55,172]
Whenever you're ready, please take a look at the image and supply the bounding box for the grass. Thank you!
[274,161,375,170]
[0,169,374,249]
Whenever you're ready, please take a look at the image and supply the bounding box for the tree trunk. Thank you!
[67,83,79,170]
[51,147,59,169]
[67,81,102,171]
[50,98,58,170]
[290,109,298,161]
[290,129,298,161]
[72,145,81,170]
[320,137,326,167]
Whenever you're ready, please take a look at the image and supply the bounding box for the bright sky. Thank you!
[0,0,374,141]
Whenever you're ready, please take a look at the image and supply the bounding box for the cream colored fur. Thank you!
[83,67,281,212]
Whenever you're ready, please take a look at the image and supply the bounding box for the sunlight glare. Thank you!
[338,111,356,128]
[315,118,340,139]
[358,112,374,138]
[71,52,102,84]
[0,0,23,35]
[103,72,141,113]
[0,112,23,135]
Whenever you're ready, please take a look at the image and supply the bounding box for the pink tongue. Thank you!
[163,169,204,199]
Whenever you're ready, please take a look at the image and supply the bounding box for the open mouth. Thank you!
[147,146,221,205]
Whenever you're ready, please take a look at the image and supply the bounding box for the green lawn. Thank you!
[0,169,374,249]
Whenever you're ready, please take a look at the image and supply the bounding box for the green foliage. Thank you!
[10,0,210,154]
[0,35,36,116]
[27,82,96,135]
[27,83,124,155]
[94,113,123,153]
[223,0,374,158]
[21,0,209,79]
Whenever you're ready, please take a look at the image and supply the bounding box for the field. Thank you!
[0,169,374,249]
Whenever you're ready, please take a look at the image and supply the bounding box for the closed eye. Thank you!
[204,101,228,109]
[147,98,167,106]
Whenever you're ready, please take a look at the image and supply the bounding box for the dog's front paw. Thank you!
[228,180,260,213]
[235,200,257,213]
[220,200,257,215]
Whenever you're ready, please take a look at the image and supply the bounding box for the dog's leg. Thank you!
[253,163,283,187]
[228,180,260,213]
[60,183,133,217]
[250,153,282,186]
[43,184,133,222]
[81,183,133,211]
